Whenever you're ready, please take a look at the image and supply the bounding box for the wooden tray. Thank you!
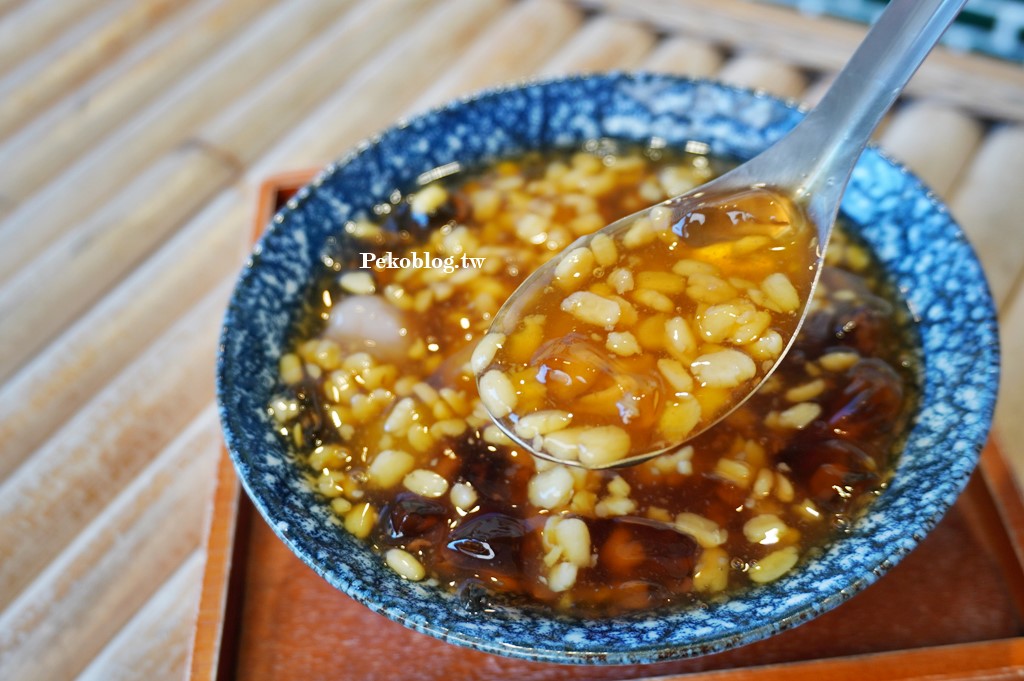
[188,172,1024,681]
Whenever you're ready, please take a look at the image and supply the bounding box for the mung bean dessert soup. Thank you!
[268,140,921,618]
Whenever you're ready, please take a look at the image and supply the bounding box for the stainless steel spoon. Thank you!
[476,0,967,469]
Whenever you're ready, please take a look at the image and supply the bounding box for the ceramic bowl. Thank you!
[216,73,999,664]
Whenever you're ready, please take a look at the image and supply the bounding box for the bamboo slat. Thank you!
[0,188,248,480]
[0,280,231,612]
[0,0,275,204]
[263,4,650,179]
[949,124,1024,307]
[800,73,835,109]
[0,0,359,284]
[538,14,657,76]
[996,287,1024,482]
[0,0,28,22]
[0,0,128,97]
[197,0,465,169]
[879,101,985,198]
[77,551,206,681]
[642,36,725,78]
[0,147,237,382]
[0,0,192,140]
[407,0,584,115]
[579,0,1024,123]
[0,408,220,680]
[0,0,119,77]
[247,0,515,178]
[716,53,808,99]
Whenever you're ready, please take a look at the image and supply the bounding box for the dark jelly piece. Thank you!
[594,517,700,587]
[826,358,904,441]
[445,512,528,574]
[376,492,448,545]
[455,440,531,506]
[778,438,880,511]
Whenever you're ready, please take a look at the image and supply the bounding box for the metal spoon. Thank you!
[475,0,966,469]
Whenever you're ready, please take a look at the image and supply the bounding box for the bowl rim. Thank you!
[216,71,1000,665]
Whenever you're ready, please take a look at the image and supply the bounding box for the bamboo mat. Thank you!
[0,0,1021,678]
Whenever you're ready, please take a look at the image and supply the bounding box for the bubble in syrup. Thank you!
[832,514,852,534]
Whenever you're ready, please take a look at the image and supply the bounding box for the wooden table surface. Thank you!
[0,1,1021,679]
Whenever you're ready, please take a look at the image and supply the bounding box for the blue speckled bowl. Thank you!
[216,73,1000,664]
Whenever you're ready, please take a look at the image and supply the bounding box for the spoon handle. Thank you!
[732,0,966,226]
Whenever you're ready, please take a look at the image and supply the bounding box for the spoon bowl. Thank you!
[475,0,968,468]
